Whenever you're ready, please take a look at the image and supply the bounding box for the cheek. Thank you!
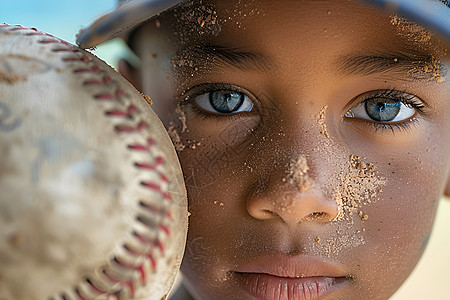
[170,114,259,281]
[175,116,259,189]
[340,121,449,295]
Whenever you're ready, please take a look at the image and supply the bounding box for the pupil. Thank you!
[210,91,244,113]
[365,98,401,122]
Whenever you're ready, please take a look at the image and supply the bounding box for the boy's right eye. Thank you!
[191,90,255,115]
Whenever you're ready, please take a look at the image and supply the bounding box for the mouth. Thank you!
[233,254,352,300]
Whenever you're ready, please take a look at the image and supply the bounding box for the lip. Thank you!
[234,254,351,300]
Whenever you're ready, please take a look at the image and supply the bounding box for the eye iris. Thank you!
[210,91,244,113]
[365,98,401,122]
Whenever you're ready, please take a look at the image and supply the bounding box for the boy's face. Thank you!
[125,0,450,299]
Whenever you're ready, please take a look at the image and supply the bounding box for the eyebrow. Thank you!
[174,43,448,82]
[335,50,448,82]
[173,43,273,72]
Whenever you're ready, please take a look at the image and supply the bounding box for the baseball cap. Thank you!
[76,0,450,49]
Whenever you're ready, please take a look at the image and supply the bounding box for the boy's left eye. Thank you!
[192,90,254,114]
[345,90,420,123]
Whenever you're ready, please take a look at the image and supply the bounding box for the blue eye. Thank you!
[365,98,402,122]
[345,91,418,123]
[192,90,254,114]
[210,91,244,113]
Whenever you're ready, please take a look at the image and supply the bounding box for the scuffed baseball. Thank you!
[0,24,188,300]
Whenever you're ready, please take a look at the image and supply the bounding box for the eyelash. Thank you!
[181,83,260,122]
[182,85,428,133]
[355,89,427,133]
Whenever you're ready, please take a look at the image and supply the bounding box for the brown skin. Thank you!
[120,0,450,299]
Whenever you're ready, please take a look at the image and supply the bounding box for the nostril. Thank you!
[301,212,328,222]
[248,205,282,221]
[262,209,279,219]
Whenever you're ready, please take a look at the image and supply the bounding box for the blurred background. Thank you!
[2,0,126,68]
[2,1,449,299]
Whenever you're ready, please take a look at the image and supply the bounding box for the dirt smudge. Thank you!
[331,155,386,222]
[316,105,330,139]
[314,223,366,257]
[391,15,432,44]
[0,70,24,85]
[287,155,311,192]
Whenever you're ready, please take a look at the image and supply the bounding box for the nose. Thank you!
[246,178,339,224]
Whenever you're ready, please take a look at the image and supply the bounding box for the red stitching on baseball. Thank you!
[148,254,157,272]
[83,75,112,85]
[128,139,170,184]
[123,244,141,256]
[122,243,158,276]
[102,269,135,297]
[74,66,102,73]
[7,24,178,299]
[85,278,106,295]
[131,230,167,253]
[164,191,172,202]
[139,200,172,219]
[136,215,157,228]
[75,288,87,300]
[103,76,114,84]
[105,105,138,118]
[154,239,165,254]
[140,181,173,203]
[39,39,61,44]
[94,89,125,100]
[134,157,164,168]
[40,39,70,46]
[135,159,165,169]
[159,173,170,183]
[147,138,156,148]
[115,120,148,133]
[132,231,153,243]
[94,92,115,100]
[140,181,163,192]
[9,26,31,31]
[26,32,50,36]
[135,165,169,183]
[94,89,125,101]
[113,257,146,284]
[103,269,120,283]
[158,224,171,236]
[127,144,149,151]
[127,138,156,152]
[155,156,165,165]
[153,238,165,254]
[134,162,158,170]
[63,56,91,62]
[82,79,103,85]
[52,48,79,52]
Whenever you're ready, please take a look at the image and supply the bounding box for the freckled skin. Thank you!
[120,0,450,299]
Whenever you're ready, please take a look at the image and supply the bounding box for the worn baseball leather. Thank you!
[0,24,188,300]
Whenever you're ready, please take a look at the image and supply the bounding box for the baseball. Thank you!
[0,24,187,300]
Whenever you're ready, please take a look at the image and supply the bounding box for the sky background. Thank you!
[2,1,450,299]
[2,0,125,67]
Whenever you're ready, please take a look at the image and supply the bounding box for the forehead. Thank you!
[138,1,445,78]
[141,0,448,56]
[133,0,449,89]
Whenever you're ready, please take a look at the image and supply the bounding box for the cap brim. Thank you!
[76,0,184,49]
[76,0,450,49]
